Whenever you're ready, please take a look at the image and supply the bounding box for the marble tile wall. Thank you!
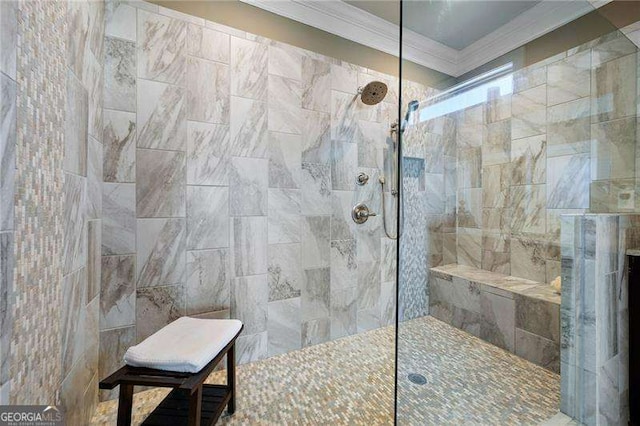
[60,0,105,423]
[2,0,102,422]
[445,30,639,287]
[99,0,405,399]
[560,214,638,425]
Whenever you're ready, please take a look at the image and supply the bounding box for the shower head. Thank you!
[358,81,388,105]
[400,100,419,132]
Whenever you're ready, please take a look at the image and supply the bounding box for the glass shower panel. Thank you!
[396,1,638,424]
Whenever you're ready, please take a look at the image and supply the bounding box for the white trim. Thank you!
[240,0,597,77]
[456,0,595,76]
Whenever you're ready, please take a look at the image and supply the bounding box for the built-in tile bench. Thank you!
[429,264,560,372]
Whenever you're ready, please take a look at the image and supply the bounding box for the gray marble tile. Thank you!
[63,172,87,275]
[301,57,330,113]
[516,294,560,343]
[102,183,135,255]
[229,96,268,158]
[513,65,546,94]
[331,191,356,241]
[230,37,267,100]
[136,149,186,217]
[482,163,510,210]
[331,64,358,94]
[302,267,330,321]
[136,285,185,342]
[268,44,301,81]
[136,79,186,151]
[457,188,482,229]
[424,133,444,174]
[232,216,267,276]
[547,154,590,209]
[547,51,590,106]
[87,220,101,304]
[229,157,267,216]
[99,326,135,401]
[268,188,300,244]
[592,33,637,67]
[511,134,546,185]
[480,290,515,352]
[511,236,547,283]
[457,147,481,189]
[235,332,267,364]
[100,255,135,329]
[103,110,136,183]
[232,274,268,335]
[187,23,229,63]
[592,53,636,123]
[381,238,397,283]
[0,0,17,79]
[482,119,510,166]
[187,56,229,124]
[268,297,301,356]
[484,93,511,124]
[104,37,136,113]
[87,137,102,220]
[331,91,357,142]
[300,163,331,216]
[356,120,383,169]
[590,117,636,181]
[511,184,546,234]
[301,110,331,165]
[61,267,86,378]
[268,75,302,135]
[268,243,302,301]
[331,141,358,191]
[546,97,591,158]
[187,121,230,186]
[269,132,301,189]
[357,260,380,311]
[105,1,136,41]
[0,74,16,231]
[380,280,396,326]
[457,228,482,268]
[137,218,186,288]
[66,0,90,81]
[331,287,356,339]
[137,10,187,85]
[65,70,88,176]
[302,317,330,347]
[330,239,357,291]
[187,186,229,249]
[85,52,103,143]
[302,216,330,268]
[516,328,560,373]
[186,249,230,315]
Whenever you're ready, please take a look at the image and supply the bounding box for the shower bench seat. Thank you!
[100,318,243,426]
[429,264,560,372]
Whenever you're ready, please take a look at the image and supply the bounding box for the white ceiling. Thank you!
[240,0,598,77]
[349,1,542,50]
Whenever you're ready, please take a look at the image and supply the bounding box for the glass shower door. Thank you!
[395,1,638,424]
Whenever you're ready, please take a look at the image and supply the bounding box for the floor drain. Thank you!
[408,373,427,385]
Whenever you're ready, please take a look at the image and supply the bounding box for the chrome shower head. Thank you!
[358,81,388,105]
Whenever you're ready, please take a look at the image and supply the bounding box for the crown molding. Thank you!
[456,0,596,76]
[240,0,595,78]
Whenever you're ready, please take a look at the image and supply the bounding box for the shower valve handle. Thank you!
[352,203,377,224]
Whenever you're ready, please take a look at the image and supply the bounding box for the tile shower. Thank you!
[1,0,639,424]
[98,0,406,404]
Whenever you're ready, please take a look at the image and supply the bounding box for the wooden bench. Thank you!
[100,321,243,426]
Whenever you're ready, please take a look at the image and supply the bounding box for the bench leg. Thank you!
[227,344,236,414]
[187,385,202,426]
[117,384,134,426]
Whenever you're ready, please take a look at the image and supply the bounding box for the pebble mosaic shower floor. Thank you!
[91,317,560,425]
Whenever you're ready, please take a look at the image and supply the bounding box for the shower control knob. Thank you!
[352,203,377,224]
[356,172,369,186]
